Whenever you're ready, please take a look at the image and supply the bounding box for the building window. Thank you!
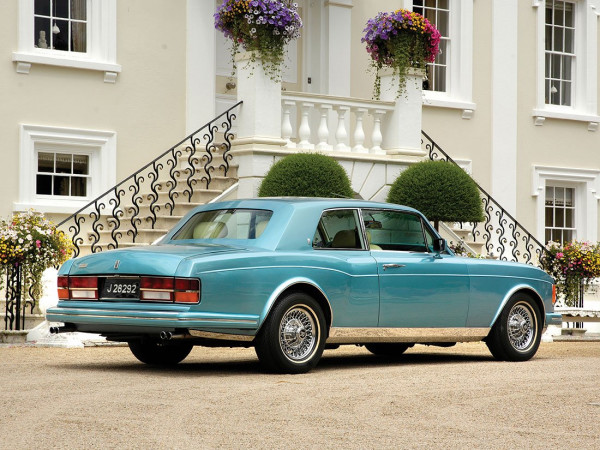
[545,1,575,106]
[17,124,116,214]
[34,0,87,53]
[13,0,120,82]
[413,0,449,93]
[545,185,576,243]
[533,166,600,244]
[533,0,600,128]
[36,151,90,198]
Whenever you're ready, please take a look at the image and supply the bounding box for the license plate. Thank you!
[101,278,140,299]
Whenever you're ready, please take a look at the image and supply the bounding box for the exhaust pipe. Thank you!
[50,325,77,334]
[159,331,173,341]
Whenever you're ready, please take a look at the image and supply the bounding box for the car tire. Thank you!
[365,343,413,357]
[128,340,193,366]
[255,292,326,374]
[486,293,542,362]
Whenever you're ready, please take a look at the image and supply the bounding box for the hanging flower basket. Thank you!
[362,9,441,99]
[214,0,302,81]
[540,240,600,307]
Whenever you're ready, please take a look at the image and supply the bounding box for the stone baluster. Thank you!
[370,109,386,155]
[334,106,350,152]
[352,107,368,153]
[316,104,333,151]
[298,102,314,150]
[282,100,296,149]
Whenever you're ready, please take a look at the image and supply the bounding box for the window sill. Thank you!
[532,108,600,131]
[422,94,477,119]
[12,51,122,83]
[14,199,93,215]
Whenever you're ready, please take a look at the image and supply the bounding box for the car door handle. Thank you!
[383,264,406,270]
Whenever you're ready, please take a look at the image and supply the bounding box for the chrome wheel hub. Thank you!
[507,303,535,351]
[279,306,317,362]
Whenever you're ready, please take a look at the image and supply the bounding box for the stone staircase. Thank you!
[63,148,238,257]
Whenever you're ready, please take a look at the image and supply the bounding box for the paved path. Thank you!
[1,342,599,449]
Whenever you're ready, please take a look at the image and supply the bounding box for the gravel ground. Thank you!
[0,341,599,449]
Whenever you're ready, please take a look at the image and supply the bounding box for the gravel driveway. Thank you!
[1,341,598,449]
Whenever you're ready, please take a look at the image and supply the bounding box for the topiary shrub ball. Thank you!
[387,160,484,229]
[258,153,354,198]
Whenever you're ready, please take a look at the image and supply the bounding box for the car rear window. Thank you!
[172,209,273,240]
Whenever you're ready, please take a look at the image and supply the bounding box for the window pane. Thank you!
[565,208,573,227]
[555,5,564,26]
[55,0,69,18]
[55,154,72,174]
[53,175,70,196]
[545,207,553,226]
[71,21,86,52]
[565,187,573,206]
[38,152,54,172]
[564,28,574,53]
[35,0,51,16]
[562,80,572,106]
[553,27,564,52]
[72,154,89,174]
[36,174,52,195]
[565,6,574,27]
[34,17,51,49]
[71,177,87,197]
[438,0,449,10]
[53,19,69,51]
[71,0,87,21]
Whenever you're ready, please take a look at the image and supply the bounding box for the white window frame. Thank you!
[12,0,121,83]
[405,0,475,119]
[532,0,600,130]
[35,147,93,199]
[17,124,117,214]
[532,165,600,243]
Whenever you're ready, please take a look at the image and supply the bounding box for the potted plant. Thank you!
[214,0,302,81]
[362,9,441,98]
[540,241,600,307]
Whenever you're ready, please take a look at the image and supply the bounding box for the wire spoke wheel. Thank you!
[279,306,317,362]
[255,292,326,373]
[507,303,535,351]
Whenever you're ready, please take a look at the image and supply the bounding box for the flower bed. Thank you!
[541,241,600,307]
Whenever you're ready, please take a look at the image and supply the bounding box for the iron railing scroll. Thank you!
[422,131,547,267]
[58,102,242,257]
[3,265,35,331]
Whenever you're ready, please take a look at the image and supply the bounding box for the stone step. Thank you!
[0,313,46,332]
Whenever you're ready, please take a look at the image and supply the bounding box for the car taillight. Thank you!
[59,276,99,300]
[140,277,175,301]
[174,278,201,304]
[552,284,557,305]
[57,276,69,300]
[139,277,200,303]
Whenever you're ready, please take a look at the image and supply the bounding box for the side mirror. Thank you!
[433,238,446,253]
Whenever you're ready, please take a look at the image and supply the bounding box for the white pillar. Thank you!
[380,68,426,157]
[234,52,284,144]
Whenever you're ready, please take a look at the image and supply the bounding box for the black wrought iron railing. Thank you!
[422,130,547,266]
[58,101,242,257]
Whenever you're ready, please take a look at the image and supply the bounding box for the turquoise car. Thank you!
[47,198,561,373]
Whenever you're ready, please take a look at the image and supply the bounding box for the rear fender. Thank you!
[258,277,333,332]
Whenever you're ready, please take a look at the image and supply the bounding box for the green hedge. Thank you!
[387,160,484,227]
[258,153,354,198]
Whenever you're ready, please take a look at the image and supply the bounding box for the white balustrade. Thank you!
[281,92,394,154]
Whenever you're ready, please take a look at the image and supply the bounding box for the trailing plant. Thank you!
[258,153,354,198]
[214,0,302,81]
[362,9,440,99]
[387,160,484,230]
[0,210,73,300]
[540,240,600,307]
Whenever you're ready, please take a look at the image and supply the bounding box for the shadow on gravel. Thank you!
[48,350,494,376]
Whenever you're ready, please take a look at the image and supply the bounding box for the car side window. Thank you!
[313,209,364,250]
[363,209,427,252]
